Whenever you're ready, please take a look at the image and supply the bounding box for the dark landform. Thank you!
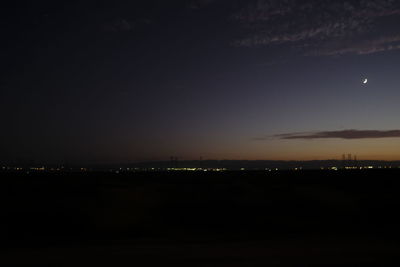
[2,159,400,171]
[3,170,400,266]
[129,159,400,170]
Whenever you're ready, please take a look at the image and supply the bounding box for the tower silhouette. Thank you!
[170,156,179,168]
[342,154,346,169]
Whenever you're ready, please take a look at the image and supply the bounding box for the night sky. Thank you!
[2,0,400,163]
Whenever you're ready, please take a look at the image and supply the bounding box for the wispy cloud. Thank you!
[310,35,400,56]
[232,0,400,56]
[103,18,134,32]
[102,17,152,33]
[187,0,216,10]
[266,130,400,140]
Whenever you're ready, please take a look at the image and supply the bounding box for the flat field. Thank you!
[2,170,400,266]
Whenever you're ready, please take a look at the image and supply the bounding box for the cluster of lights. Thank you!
[108,168,229,173]
[30,167,46,171]
[265,168,279,172]
[167,168,226,172]
[0,166,65,172]
[2,165,400,173]
[322,166,395,170]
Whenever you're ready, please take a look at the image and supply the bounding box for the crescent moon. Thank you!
[363,78,368,84]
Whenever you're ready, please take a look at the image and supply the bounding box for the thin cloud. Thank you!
[187,0,216,10]
[103,18,133,32]
[102,17,153,33]
[269,130,400,140]
[232,0,400,56]
[310,35,400,56]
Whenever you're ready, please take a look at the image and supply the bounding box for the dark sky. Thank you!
[2,0,400,163]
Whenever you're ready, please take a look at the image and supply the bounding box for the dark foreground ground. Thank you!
[2,170,400,266]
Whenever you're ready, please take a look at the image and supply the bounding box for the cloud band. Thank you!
[267,130,400,140]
